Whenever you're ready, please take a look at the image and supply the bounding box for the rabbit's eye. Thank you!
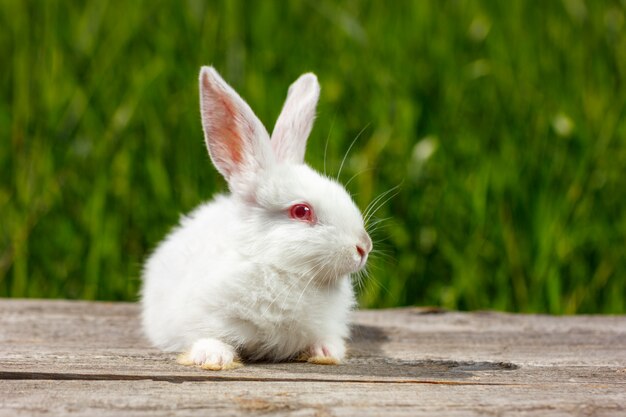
[289,203,315,223]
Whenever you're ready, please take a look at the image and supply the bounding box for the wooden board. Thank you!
[1,299,625,416]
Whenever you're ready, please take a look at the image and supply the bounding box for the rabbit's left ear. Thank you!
[199,67,274,195]
[270,73,320,164]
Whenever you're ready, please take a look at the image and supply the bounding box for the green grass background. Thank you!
[1,0,625,313]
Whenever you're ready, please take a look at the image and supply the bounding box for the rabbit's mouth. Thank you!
[356,254,369,271]
[344,247,370,274]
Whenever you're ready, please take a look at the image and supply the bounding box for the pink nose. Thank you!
[357,235,372,257]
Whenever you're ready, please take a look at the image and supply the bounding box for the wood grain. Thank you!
[1,299,625,416]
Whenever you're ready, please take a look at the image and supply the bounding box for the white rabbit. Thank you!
[141,67,372,370]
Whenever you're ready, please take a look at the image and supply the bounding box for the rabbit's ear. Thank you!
[270,73,320,164]
[199,67,274,192]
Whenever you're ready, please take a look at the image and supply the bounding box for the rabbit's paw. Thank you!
[177,338,242,371]
[301,341,345,365]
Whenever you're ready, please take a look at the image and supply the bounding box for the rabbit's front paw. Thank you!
[302,341,345,365]
[177,338,242,371]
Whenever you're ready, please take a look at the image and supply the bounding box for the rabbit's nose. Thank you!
[361,234,373,253]
[356,234,372,258]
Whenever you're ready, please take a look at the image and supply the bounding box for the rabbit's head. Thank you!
[199,67,372,282]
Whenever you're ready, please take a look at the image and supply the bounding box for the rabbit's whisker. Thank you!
[336,123,370,181]
[323,115,336,177]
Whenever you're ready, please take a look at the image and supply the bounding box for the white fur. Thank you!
[188,338,237,366]
[141,67,372,366]
[271,73,320,163]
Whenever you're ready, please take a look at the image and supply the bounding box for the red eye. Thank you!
[289,203,315,223]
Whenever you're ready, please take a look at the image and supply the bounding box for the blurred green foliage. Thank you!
[1,0,625,313]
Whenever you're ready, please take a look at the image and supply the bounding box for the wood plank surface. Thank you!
[1,299,625,416]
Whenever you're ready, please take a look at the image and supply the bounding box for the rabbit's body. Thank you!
[141,67,370,369]
[142,195,354,361]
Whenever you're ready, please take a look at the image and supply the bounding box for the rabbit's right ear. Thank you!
[271,73,320,164]
[199,67,274,194]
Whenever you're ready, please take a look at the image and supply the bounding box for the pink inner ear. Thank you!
[202,74,244,176]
